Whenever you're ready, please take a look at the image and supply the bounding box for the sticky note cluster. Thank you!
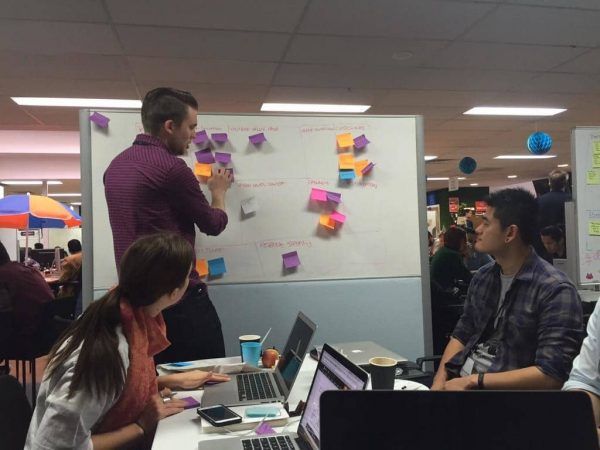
[319,211,346,230]
[196,257,227,277]
[336,133,370,150]
[310,188,342,203]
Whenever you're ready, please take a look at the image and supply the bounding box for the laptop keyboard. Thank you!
[237,372,276,401]
[241,435,295,450]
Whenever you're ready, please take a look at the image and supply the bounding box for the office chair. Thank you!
[0,374,33,450]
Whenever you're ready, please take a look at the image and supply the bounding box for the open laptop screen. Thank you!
[277,312,316,391]
[297,345,368,450]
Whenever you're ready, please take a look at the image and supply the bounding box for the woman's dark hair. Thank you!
[141,87,198,136]
[45,232,194,398]
[485,188,538,246]
[67,238,82,254]
[444,227,467,252]
[540,225,564,242]
[0,241,10,266]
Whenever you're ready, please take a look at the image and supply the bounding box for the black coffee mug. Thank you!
[369,357,397,390]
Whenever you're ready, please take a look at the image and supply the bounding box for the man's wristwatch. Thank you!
[477,372,485,390]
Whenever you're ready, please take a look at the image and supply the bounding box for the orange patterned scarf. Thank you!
[96,298,170,433]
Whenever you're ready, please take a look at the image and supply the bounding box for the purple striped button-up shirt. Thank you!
[104,134,228,286]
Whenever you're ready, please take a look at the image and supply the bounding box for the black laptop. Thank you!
[320,390,599,450]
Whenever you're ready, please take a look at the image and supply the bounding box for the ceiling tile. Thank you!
[299,0,495,39]
[0,78,139,98]
[137,83,269,104]
[116,26,289,61]
[21,107,80,130]
[551,48,600,74]
[265,86,385,104]
[0,96,39,128]
[513,72,600,94]
[505,0,600,9]
[106,0,308,32]
[0,0,108,21]
[379,90,499,107]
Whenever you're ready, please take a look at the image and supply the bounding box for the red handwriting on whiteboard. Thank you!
[356,181,378,189]
[286,240,313,248]
[259,241,285,249]
[308,179,330,186]
[201,247,225,255]
[237,181,286,189]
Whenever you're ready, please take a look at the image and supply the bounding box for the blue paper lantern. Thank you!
[527,131,552,155]
[459,156,477,174]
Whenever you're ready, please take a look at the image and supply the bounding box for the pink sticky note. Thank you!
[255,421,276,436]
[310,188,328,202]
[194,130,208,144]
[330,211,346,223]
[89,112,109,128]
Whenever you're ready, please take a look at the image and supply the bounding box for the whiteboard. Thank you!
[85,112,422,289]
[571,127,600,285]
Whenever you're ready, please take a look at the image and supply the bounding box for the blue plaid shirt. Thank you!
[446,250,584,382]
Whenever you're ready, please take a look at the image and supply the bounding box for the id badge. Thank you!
[460,356,475,377]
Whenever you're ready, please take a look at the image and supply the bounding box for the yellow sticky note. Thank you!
[593,142,600,168]
[319,214,336,230]
[336,133,353,148]
[196,259,209,277]
[338,153,355,170]
[590,221,600,236]
[194,163,212,177]
[355,160,370,177]
[587,170,600,185]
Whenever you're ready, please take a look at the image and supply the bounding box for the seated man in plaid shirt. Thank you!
[432,188,584,391]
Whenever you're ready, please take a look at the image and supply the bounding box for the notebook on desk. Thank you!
[201,311,317,407]
[197,343,369,450]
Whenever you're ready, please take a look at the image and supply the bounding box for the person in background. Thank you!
[25,233,230,450]
[538,169,571,229]
[430,226,472,290]
[464,228,493,271]
[67,238,82,255]
[104,87,232,364]
[540,225,566,260]
[432,188,583,391]
[33,242,44,250]
[428,231,434,257]
[0,240,54,354]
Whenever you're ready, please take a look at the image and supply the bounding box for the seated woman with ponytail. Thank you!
[26,232,230,450]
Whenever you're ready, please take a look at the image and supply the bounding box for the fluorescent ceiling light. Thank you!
[464,107,566,116]
[457,177,466,180]
[427,177,449,181]
[507,175,518,179]
[261,103,370,113]
[494,155,556,160]
[11,97,142,108]
[1,180,62,185]
[424,155,438,161]
[48,193,81,197]
[557,163,569,168]
[470,183,479,186]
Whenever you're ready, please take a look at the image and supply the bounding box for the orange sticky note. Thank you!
[336,133,353,148]
[196,259,209,277]
[319,214,336,230]
[338,153,355,170]
[355,160,369,176]
[194,162,212,177]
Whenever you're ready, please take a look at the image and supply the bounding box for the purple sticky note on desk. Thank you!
[326,191,342,203]
[249,133,267,145]
[255,421,276,436]
[282,251,301,269]
[89,112,109,128]
[215,152,231,164]
[194,130,208,144]
[179,396,201,410]
[362,162,375,174]
[353,134,370,149]
[195,148,215,164]
[211,133,228,143]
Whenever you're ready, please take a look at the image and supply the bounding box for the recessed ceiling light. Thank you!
[260,103,370,113]
[507,175,518,179]
[427,177,450,181]
[47,193,81,197]
[457,177,466,180]
[470,183,479,186]
[11,97,141,108]
[424,155,438,161]
[1,180,62,185]
[391,51,414,61]
[557,163,569,168]
[494,155,556,160]
[464,107,566,116]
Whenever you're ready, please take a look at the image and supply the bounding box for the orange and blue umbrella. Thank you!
[0,194,81,229]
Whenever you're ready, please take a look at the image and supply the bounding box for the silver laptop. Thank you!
[201,311,317,407]
[198,343,369,450]
[312,341,407,368]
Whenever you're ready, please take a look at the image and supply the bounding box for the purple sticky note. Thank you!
[326,191,342,203]
[282,251,301,269]
[211,133,228,143]
[89,112,109,128]
[179,396,201,410]
[255,421,276,436]
[215,152,231,164]
[353,134,370,149]
[194,130,208,144]
[362,162,375,174]
[249,133,267,145]
[195,148,215,164]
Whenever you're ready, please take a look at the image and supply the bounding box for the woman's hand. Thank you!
[165,370,231,390]
[136,388,186,433]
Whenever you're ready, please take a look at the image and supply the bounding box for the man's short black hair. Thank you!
[485,188,538,246]
[540,225,564,242]
[68,239,82,254]
[141,87,198,135]
[549,169,568,191]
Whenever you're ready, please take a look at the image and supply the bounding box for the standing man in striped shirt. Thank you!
[104,87,232,363]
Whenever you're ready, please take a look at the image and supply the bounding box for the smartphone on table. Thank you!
[196,404,242,427]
